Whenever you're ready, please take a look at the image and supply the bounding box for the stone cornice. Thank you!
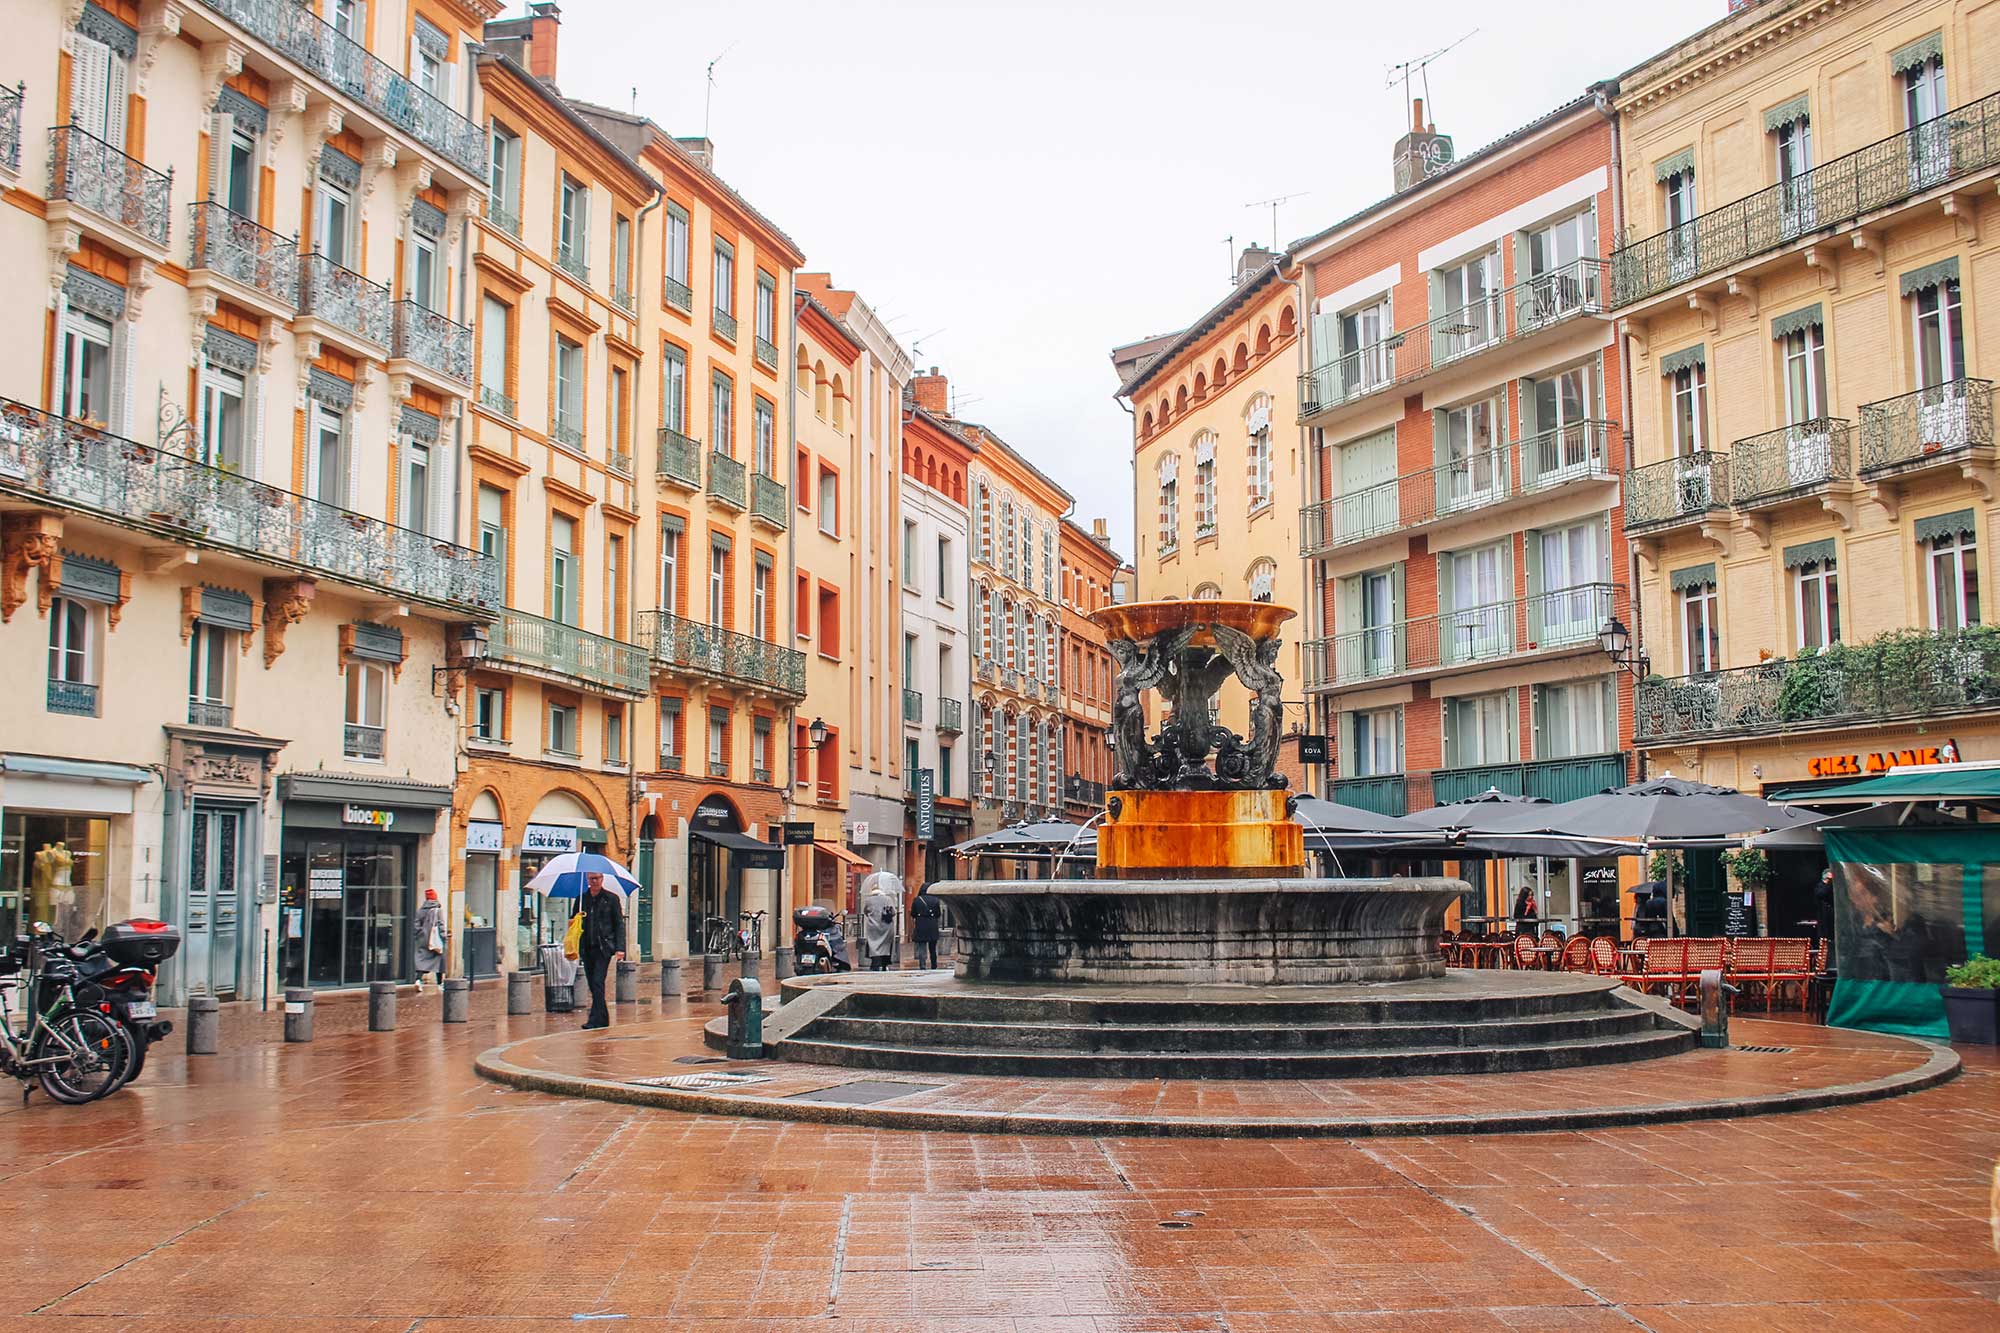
[1617,0,1850,115]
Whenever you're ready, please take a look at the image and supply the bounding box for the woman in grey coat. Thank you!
[413,888,447,992]
[860,872,901,972]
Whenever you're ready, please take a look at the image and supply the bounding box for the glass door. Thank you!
[1446,546,1509,663]
[1665,171,1697,283]
[1531,367,1597,484]
[1527,213,1592,323]
[183,805,243,998]
[1537,522,1604,646]
[1441,400,1502,513]
[1357,571,1396,679]
[1338,301,1390,398]
[1437,251,1498,359]
[1906,56,1950,190]
[1776,119,1816,237]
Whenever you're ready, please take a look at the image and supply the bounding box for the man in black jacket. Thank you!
[576,873,625,1030]
[910,883,942,969]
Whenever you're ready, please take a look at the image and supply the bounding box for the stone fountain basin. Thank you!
[930,877,1464,986]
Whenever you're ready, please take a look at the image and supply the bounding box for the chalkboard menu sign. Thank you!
[1724,891,1754,938]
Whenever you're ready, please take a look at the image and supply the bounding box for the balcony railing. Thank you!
[478,385,515,419]
[301,252,392,346]
[188,202,298,307]
[714,308,738,342]
[635,610,807,698]
[1301,420,1617,555]
[939,697,964,733]
[1298,258,1607,417]
[46,679,97,717]
[49,125,171,249]
[657,749,684,772]
[490,609,650,694]
[1064,776,1106,805]
[976,660,997,684]
[750,473,787,528]
[0,82,20,174]
[608,447,632,476]
[484,193,520,238]
[903,688,923,723]
[613,284,635,314]
[552,418,584,451]
[1331,775,1407,817]
[1612,92,2000,307]
[192,0,487,175]
[657,427,702,488]
[1636,627,2000,745]
[555,247,588,286]
[755,336,778,369]
[1432,752,1628,806]
[707,451,746,509]
[1624,451,1731,530]
[187,699,234,728]
[708,760,728,779]
[344,723,385,760]
[391,300,472,384]
[753,766,772,785]
[0,397,498,612]
[1304,583,1615,689]
[1859,379,1995,473]
[664,274,692,313]
[1730,418,1855,505]
[1003,667,1021,690]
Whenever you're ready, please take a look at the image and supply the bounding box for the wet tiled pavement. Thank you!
[1,991,1995,1329]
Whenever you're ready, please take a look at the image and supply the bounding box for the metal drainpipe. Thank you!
[628,184,664,893]
[1273,256,1318,797]
[1595,81,1644,784]
[784,289,801,864]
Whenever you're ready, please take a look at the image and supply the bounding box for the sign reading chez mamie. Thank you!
[522,824,578,854]
[1806,739,1960,779]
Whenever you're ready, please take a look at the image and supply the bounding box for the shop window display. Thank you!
[0,814,109,943]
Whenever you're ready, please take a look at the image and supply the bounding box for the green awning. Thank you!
[1777,766,2000,803]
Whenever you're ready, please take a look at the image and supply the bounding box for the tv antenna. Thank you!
[703,41,738,141]
[1386,29,1476,123]
[1244,194,1306,251]
[910,327,946,359]
[1222,234,1234,283]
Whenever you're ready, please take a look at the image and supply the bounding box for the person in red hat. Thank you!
[414,888,447,992]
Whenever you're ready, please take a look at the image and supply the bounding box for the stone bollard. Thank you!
[185,994,220,1055]
[774,946,795,981]
[615,960,638,1004]
[441,977,470,1023]
[702,953,723,994]
[659,958,684,1004]
[506,970,535,1015]
[738,949,758,982]
[283,988,315,1043]
[368,980,398,1032]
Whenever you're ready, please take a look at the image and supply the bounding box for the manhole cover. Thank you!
[672,1055,727,1065]
[628,1071,772,1090]
[1732,1045,1793,1054]
[783,1080,941,1105]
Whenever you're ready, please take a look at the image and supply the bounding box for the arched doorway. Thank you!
[518,789,604,970]
[634,814,660,962]
[687,794,743,950]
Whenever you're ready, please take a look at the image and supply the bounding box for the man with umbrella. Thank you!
[575,872,625,1030]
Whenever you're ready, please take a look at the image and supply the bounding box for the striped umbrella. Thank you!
[524,851,643,900]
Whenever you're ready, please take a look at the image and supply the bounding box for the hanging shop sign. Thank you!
[522,823,578,854]
[782,821,817,845]
[1297,735,1329,765]
[914,769,936,842]
[1806,739,1960,780]
[342,805,396,828]
[465,821,504,854]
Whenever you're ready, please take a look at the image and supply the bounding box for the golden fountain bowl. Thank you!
[1088,598,1296,648]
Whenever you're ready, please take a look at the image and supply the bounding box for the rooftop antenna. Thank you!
[1386,28,1476,125]
[1244,194,1306,251]
[703,41,738,142]
[630,85,637,115]
[910,327,946,359]
[1222,233,1234,283]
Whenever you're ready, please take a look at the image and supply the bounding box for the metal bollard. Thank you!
[185,994,220,1055]
[774,946,795,981]
[659,958,684,1003]
[722,976,764,1058]
[283,988,314,1043]
[702,952,723,994]
[441,977,470,1023]
[615,960,638,1004]
[1698,968,1738,1049]
[368,980,398,1032]
[506,970,535,1015]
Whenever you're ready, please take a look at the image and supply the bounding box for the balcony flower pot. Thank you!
[1941,957,2000,1046]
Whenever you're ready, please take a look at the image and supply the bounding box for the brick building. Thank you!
[1057,518,1121,820]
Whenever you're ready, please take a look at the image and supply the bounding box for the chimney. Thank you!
[1392,96,1454,193]
[910,366,949,416]
[1091,518,1110,546]
[1235,244,1276,285]
[526,2,561,82]
[675,136,715,171]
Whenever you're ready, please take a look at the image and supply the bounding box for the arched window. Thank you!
[814,360,829,418]
[796,345,811,394]
[1244,394,1273,510]
[1193,582,1223,599]
[1278,305,1298,338]
[1247,558,1277,603]
[1001,499,1017,579]
[1232,341,1249,373]
[1157,453,1180,553]
[1254,323,1272,356]
[974,478,991,561]
[1175,385,1188,413]
[1212,355,1228,389]
[1193,370,1208,400]
[1044,616,1058,683]
[978,584,994,657]
[1192,432,1217,537]
[830,374,846,429]
[1142,409,1154,436]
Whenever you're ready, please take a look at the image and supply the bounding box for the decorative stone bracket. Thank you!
[1,512,63,622]
[262,576,315,668]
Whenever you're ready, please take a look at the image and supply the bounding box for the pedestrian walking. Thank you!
[910,883,942,969]
[413,889,447,992]
[575,872,625,1030]
[861,872,900,972]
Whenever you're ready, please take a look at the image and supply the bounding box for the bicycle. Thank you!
[0,927,135,1105]
[701,915,737,960]
[737,910,766,957]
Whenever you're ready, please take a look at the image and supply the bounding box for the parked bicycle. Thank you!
[701,915,736,959]
[0,925,136,1105]
[738,910,766,957]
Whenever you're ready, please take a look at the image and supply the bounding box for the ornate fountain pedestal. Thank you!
[1095,789,1303,880]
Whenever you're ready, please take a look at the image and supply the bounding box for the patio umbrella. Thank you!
[1487,775,1817,846]
[1749,802,1972,851]
[524,851,643,899]
[1400,788,1551,831]
[947,820,1095,859]
[1290,795,1415,834]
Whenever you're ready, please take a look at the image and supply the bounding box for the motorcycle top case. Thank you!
[102,919,183,966]
[793,905,836,931]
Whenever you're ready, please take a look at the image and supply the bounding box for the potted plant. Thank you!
[1942,956,2000,1045]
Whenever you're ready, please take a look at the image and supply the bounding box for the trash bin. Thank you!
[539,944,579,1013]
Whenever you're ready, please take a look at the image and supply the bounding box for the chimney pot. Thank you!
[911,368,949,416]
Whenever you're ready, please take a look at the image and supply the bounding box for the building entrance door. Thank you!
[184,804,244,998]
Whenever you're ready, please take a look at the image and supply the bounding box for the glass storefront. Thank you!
[279,835,416,989]
[0,812,110,943]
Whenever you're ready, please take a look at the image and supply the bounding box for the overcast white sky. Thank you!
[553,0,1721,556]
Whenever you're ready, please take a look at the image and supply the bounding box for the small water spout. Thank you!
[1053,812,1105,880]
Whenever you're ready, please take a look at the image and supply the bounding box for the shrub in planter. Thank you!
[1941,955,2000,1046]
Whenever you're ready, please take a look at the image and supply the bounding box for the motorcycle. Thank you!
[63,920,180,1085]
[791,905,851,976]
[1,929,134,1104]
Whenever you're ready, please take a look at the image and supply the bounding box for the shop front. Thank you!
[686,795,783,947]
[926,802,973,887]
[462,805,503,978]
[0,755,153,947]
[511,792,608,973]
[160,728,287,1004]
[277,774,451,991]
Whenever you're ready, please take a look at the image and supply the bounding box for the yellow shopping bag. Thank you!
[562,908,583,961]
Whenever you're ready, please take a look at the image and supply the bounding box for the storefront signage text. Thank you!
[465,821,504,854]
[914,769,935,842]
[522,824,578,854]
[782,821,817,846]
[1806,739,1960,779]
[343,805,395,828]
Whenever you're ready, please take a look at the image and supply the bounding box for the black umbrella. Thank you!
[1486,775,1817,845]
[1291,795,1417,834]
[1401,787,1551,831]
[947,820,1095,859]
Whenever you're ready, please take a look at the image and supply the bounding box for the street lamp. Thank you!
[807,716,830,747]
[433,622,491,698]
[1598,616,1649,679]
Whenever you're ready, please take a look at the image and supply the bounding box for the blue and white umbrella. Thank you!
[524,851,643,900]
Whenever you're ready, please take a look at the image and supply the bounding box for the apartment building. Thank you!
[900,401,975,883]
[1613,0,2000,933]
[451,23,655,977]
[571,96,804,961]
[0,0,502,1001]
[1058,517,1121,820]
[1292,95,1633,928]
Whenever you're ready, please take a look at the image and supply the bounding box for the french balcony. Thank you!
[1303,583,1616,691]
[1301,420,1617,558]
[555,246,588,287]
[1331,774,1407,817]
[707,450,746,510]
[0,397,498,613]
[656,746,684,772]
[608,447,632,476]
[750,473,788,530]
[1064,776,1106,806]
[1431,752,1629,806]
[663,274,692,313]
[613,283,636,315]
[714,307,738,342]
[187,699,235,728]
[46,679,97,717]
[1297,258,1607,422]
[552,417,584,452]
[1858,379,1995,478]
[1623,451,1731,533]
[188,202,298,316]
[344,723,385,761]
[489,609,650,696]
[186,0,487,179]
[483,193,520,238]
[1635,627,2000,746]
[755,336,778,370]
[48,125,171,259]
[1730,418,1856,509]
[1003,667,1021,691]
[657,427,702,489]
[390,300,473,388]
[1612,91,2000,310]
[939,697,964,733]
[477,384,515,420]
[300,252,392,350]
[976,659,997,684]
[635,610,807,700]
[0,82,21,180]
[903,688,924,724]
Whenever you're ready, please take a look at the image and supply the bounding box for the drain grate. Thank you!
[1732,1045,1794,1054]
[783,1080,941,1105]
[672,1054,727,1065]
[628,1071,772,1090]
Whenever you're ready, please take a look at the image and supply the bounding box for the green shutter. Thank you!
[1531,683,1547,757]
[1437,551,1456,622]
[1599,676,1618,754]
[1524,530,1543,598]
[1432,408,1451,514]
[1390,562,1407,671]
[1441,696,1455,767]
[1505,687,1519,761]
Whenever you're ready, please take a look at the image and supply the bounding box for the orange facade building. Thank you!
[1058,518,1122,820]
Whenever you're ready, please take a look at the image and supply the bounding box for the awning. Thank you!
[2,755,152,785]
[1773,763,2000,805]
[691,827,784,868]
[813,840,870,870]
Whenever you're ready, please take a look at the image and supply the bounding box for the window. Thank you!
[1913,278,1965,388]
[1664,167,1697,278]
[1247,558,1277,603]
[479,295,510,409]
[1670,362,1707,454]
[1904,44,1949,190]
[795,570,810,638]
[753,717,771,781]
[1775,114,1814,233]
[473,686,504,741]
[1246,398,1273,509]
[1441,398,1501,508]
[752,559,770,640]
[554,336,583,443]
[221,124,258,217]
[58,308,115,429]
[609,367,629,462]
[1794,554,1840,650]
[939,744,953,799]
[1682,578,1720,673]
[558,174,589,274]
[316,177,352,268]
[344,661,387,758]
[1527,211,1593,288]
[797,447,812,512]
[1445,542,1510,661]
[659,524,681,614]
[818,467,838,536]
[818,585,840,657]
[1337,297,1392,392]
[709,539,729,625]
[661,344,686,433]
[707,706,728,777]
[550,514,578,624]
[906,738,921,790]
[613,215,632,302]
[1157,454,1180,552]
[67,30,129,146]
[330,0,363,41]
[1437,249,1499,351]
[188,622,235,723]
[711,371,734,456]
[937,536,953,603]
[47,597,95,714]
[1193,437,1217,535]
[1782,323,1828,421]
[1347,707,1401,777]
[606,533,625,637]
[199,360,246,471]
[547,701,578,758]
[308,402,345,505]
[753,398,774,474]
[605,706,625,766]
[1535,520,1604,646]
[1928,527,1979,630]
[478,485,507,572]
[1536,678,1614,760]
[487,123,520,227]
[411,232,439,311]
[903,521,919,589]
[664,203,691,300]
[659,696,683,767]
[402,441,430,533]
[713,237,735,317]
[1444,690,1513,768]
[755,272,776,344]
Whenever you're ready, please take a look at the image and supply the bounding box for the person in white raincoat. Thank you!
[860,871,902,971]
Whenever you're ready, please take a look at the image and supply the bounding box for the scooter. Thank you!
[791,906,851,975]
[61,921,180,1085]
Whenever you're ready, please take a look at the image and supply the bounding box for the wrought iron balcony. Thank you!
[48,125,171,250]
[301,253,392,346]
[490,608,650,695]
[657,748,684,772]
[753,767,773,785]
[613,284,635,314]
[391,300,472,385]
[707,451,746,509]
[0,397,499,612]
[903,688,923,723]
[1301,420,1617,555]
[478,385,515,419]
[484,193,520,238]
[976,660,997,684]
[187,700,234,728]
[1859,379,1995,474]
[1003,667,1021,690]
[1432,752,1628,806]
[1613,91,2000,308]
[708,760,729,779]
[750,473,787,529]
[1043,680,1061,705]
[1064,776,1106,805]
[188,202,298,308]
[1298,258,1607,418]
[608,447,632,476]
[635,610,807,699]
[1730,419,1855,507]
[1635,627,2000,745]
[1624,451,1731,531]
[663,274,692,313]
[755,336,778,369]
[939,697,964,733]
[714,308,738,342]
[555,247,588,286]
[344,724,385,760]
[0,82,20,174]
[191,0,487,175]
[46,679,97,717]
[1331,775,1407,816]
[1303,583,1616,690]
[552,418,584,451]
[657,427,702,488]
